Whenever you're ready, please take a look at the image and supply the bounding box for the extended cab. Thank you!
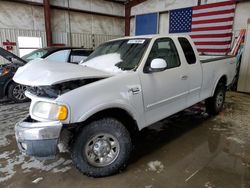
[13,35,236,177]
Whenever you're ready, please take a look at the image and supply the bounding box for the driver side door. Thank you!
[139,38,189,126]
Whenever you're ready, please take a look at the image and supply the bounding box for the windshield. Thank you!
[81,38,150,72]
[21,49,49,62]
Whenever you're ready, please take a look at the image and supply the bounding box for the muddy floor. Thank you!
[0,92,250,188]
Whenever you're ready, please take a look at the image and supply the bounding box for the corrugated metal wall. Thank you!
[53,32,121,49]
[0,28,46,56]
[0,28,46,64]
[93,34,120,48]
[0,28,122,60]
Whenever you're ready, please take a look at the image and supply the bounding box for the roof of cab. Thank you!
[108,34,190,42]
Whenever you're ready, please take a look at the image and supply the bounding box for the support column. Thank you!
[124,0,148,36]
[125,5,131,36]
[44,0,52,46]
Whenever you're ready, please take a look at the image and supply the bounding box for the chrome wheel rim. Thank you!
[85,133,120,167]
[216,91,224,109]
[12,84,26,101]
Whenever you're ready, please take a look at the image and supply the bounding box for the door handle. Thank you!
[128,87,140,95]
[181,75,188,80]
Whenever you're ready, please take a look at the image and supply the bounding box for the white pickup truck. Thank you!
[13,35,236,177]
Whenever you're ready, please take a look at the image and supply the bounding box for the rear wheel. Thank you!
[205,82,226,115]
[71,118,132,177]
[7,82,28,103]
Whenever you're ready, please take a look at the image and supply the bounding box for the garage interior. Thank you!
[0,0,250,187]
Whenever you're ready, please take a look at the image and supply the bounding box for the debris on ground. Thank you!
[32,177,43,184]
[147,160,164,173]
[204,181,214,188]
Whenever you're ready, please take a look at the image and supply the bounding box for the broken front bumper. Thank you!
[15,116,62,158]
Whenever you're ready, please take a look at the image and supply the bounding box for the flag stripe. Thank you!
[193,9,235,18]
[193,4,235,14]
[192,17,234,25]
[192,13,234,21]
[192,25,233,32]
[189,29,232,35]
[194,41,232,45]
[190,33,232,38]
[192,21,233,28]
[192,37,232,42]
[197,48,230,54]
[197,48,231,53]
[193,1,235,10]
[196,44,230,49]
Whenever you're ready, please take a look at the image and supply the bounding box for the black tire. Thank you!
[7,82,28,103]
[205,82,226,115]
[71,118,132,177]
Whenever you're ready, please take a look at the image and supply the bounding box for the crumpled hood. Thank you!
[13,60,112,86]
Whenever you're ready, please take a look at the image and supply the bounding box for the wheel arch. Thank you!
[4,79,14,96]
[212,75,227,96]
[75,107,140,140]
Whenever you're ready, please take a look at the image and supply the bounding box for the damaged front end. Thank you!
[13,60,113,158]
[26,78,104,98]
[13,60,113,98]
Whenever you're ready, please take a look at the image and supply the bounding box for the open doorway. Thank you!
[18,36,42,57]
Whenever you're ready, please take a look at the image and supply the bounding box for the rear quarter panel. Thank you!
[200,57,236,100]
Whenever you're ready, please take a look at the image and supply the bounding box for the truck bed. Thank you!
[200,55,234,63]
[199,55,236,101]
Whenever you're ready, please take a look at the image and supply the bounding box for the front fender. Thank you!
[77,100,143,128]
[55,72,146,130]
[3,76,14,95]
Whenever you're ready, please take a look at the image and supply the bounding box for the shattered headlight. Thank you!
[32,102,68,121]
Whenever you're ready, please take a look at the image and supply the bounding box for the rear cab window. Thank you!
[178,37,196,64]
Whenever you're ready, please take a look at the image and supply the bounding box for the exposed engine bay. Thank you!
[26,78,103,98]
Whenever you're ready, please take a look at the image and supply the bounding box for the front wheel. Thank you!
[71,118,132,177]
[7,82,28,103]
[205,82,226,115]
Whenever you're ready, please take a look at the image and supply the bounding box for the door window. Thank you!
[145,38,180,71]
[178,37,196,64]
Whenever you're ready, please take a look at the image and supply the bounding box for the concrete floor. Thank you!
[0,92,250,188]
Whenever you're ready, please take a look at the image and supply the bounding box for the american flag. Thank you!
[169,1,236,55]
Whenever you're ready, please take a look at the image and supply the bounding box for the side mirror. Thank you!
[149,58,167,72]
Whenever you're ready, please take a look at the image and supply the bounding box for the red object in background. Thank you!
[3,40,16,51]
[230,29,246,56]
[6,46,13,51]
[3,41,16,46]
